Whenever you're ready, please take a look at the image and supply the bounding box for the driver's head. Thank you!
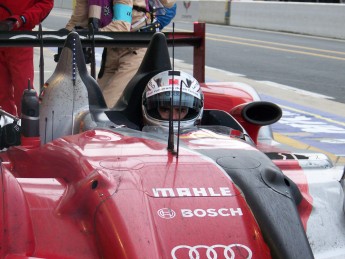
[142,70,204,129]
[157,106,189,120]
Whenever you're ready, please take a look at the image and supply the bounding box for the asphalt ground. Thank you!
[33,46,345,167]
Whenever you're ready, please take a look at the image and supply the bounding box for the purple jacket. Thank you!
[88,0,113,27]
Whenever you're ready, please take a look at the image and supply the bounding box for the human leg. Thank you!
[8,47,34,116]
[0,48,16,116]
[100,47,146,108]
[97,47,120,92]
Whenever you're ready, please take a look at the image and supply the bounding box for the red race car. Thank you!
[0,24,344,259]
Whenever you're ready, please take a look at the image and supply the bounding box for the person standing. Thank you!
[0,0,54,116]
[65,0,176,108]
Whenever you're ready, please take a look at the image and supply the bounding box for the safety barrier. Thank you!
[175,1,345,39]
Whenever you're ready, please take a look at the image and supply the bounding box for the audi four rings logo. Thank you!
[171,244,252,259]
[157,208,176,219]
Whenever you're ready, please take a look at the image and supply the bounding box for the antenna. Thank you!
[71,36,76,135]
[173,22,182,159]
[39,24,44,95]
[52,110,54,141]
[88,22,96,79]
[176,80,184,158]
[167,79,175,152]
[167,23,176,154]
[172,23,175,75]
[44,117,47,144]
[173,23,182,158]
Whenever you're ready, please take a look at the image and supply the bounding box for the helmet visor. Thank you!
[146,91,202,120]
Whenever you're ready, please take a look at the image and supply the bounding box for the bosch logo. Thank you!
[181,208,243,218]
[171,244,252,259]
[157,208,176,219]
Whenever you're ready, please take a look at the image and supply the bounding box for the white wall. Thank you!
[54,0,74,9]
[175,1,345,39]
[230,2,345,39]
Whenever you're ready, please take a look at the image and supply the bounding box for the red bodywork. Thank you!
[0,23,315,259]
[1,128,272,258]
[0,96,312,258]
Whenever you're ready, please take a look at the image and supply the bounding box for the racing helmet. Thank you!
[142,70,204,129]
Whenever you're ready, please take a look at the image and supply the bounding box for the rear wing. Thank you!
[0,22,206,83]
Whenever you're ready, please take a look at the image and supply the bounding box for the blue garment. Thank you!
[156,3,176,30]
[113,3,132,23]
